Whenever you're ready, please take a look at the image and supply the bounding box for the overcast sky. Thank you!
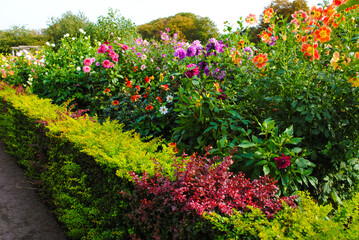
[1,0,324,33]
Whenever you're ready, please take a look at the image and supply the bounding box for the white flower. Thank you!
[45,72,48,75]
[166,95,174,103]
[159,106,168,115]
[16,52,22,57]
[84,36,88,40]
[51,44,55,47]
[141,54,147,60]
[79,28,85,34]
[76,67,81,71]
[72,37,75,40]
[46,42,50,46]
[64,33,70,37]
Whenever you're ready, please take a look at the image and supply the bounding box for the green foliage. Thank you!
[86,8,140,44]
[234,118,316,196]
[204,191,359,240]
[137,12,219,42]
[0,26,47,54]
[44,11,91,46]
[0,82,177,239]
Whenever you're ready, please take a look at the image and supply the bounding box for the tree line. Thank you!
[0,0,309,54]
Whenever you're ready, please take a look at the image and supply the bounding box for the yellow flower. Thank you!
[160,73,164,81]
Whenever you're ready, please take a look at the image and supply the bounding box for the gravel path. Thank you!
[0,142,68,240]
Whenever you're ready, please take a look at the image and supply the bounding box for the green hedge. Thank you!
[0,82,176,239]
[1,81,359,240]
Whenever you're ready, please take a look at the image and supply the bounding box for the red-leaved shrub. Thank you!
[126,146,297,239]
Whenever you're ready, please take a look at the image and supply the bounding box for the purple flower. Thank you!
[198,61,208,70]
[243,47,254,59]
[186,46,196,57]
[275,154,291,169]
[204,66,211,76]
[174,48,186,60]
[269,36,276,46]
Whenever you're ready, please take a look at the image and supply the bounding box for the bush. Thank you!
[126,146,297,239]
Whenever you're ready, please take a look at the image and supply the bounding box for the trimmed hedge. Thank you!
[0,82,176,239]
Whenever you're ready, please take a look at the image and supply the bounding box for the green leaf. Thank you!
[289,138,302,145]
[281,175,289,187]
[291,147,302,154]
[283,125,293,136]
[307,176,318,189]
[238,142,256,148]
[256,160,267,166]
[263,165,270,175]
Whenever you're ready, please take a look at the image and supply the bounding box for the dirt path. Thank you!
[0,142,67,240]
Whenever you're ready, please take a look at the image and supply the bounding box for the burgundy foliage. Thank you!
[126,146,297,239]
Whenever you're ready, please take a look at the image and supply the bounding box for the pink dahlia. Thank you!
[185,64,199,78]
[83,58,92,66]
[102,60,113,68]
[83,66,91,73]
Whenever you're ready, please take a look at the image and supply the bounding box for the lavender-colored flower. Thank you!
[186,46,196,57]
[174,48,186,60]
[141,64,146,70]
[243,47,254,59]
[269,36,276,46]
[204,66,211,76]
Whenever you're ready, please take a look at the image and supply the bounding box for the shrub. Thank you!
[126,146,297,239]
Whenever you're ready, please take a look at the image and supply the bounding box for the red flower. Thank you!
[133,66,138,72]
[145,105,153,111]
[302,42,320,60]
[131,94,141,102]
[143,92,148,98]
[135,85,141,92]
[112,100,119,106]
[252,53,268,69]
[156,96,162,103]
[144,76,150,84]
[314,26,331,43]
[259,31,272,43]
[104,88,111,93]
[126,80,132,88]
[161,84,169,91]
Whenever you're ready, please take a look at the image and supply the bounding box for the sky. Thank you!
[1,0,325,33]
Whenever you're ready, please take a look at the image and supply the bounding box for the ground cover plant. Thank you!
[1,0,359,239]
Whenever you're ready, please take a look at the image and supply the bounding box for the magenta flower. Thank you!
[185,64,199,78]
[97,44,108,54]
[275,154,291,169]
[83,66,91,73]
[83,58,92,66]
[102,60,113,68]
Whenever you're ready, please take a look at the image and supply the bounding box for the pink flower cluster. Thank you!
[82,58,95,73]
[275,154,291,169]
[96,44,119,68]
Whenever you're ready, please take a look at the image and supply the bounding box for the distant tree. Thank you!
[249,0,310,43]
[137,12,219,43]
[0,26,47,54]
[44,11,91,45]
[85,8,140,45]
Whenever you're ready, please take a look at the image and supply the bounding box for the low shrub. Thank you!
[126,146,297,239]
